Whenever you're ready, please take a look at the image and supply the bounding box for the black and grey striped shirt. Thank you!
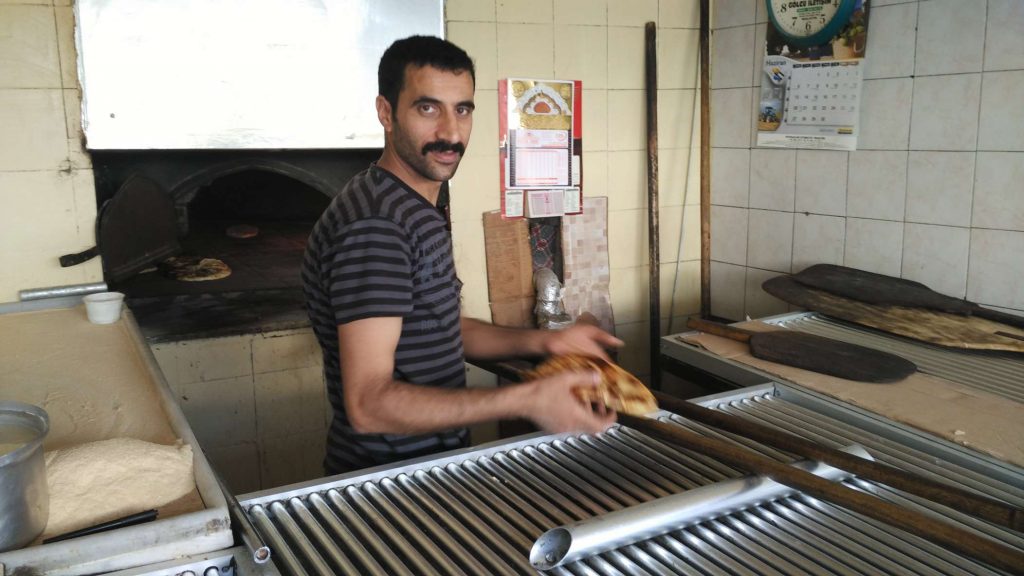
[301,165,467,474]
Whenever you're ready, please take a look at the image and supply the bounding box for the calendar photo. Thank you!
[757,0,871,151]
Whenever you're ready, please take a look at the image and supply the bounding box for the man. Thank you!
[302,35,622,475]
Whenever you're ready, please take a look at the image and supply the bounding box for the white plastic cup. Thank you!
[82,292,125,324]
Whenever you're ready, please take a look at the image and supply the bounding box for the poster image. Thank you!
[757,0,871,151]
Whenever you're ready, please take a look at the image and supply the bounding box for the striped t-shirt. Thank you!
[301,165,467,474]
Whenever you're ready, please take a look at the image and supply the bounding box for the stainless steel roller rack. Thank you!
[237,384,1024,575]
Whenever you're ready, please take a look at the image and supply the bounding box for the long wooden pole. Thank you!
[699,0,711,318]
[645,22,661,391]
[618,413,1024,575]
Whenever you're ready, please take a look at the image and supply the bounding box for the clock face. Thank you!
[767,0,856,47]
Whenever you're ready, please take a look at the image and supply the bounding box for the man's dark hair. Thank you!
[378,36,475,111]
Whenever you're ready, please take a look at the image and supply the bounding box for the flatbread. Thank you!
[528,354,658,416]
[160,256,231,282]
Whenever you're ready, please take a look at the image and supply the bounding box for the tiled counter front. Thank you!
[151,329,329,494]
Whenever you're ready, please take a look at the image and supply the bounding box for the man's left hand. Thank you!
[543,324,624,361]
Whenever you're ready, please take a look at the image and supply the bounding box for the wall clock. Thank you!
[766,0,857,47]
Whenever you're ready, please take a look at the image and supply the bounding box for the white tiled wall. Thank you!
[710,0,1024,320]
[447,0,703,381]
[0,1,101,302]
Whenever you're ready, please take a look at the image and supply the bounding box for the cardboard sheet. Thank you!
[483,211,536,327]
[680,321,1024,467]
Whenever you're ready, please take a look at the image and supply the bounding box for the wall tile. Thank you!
[710,261,746,321]
[751,24,765,87]
[607,0,657,27]
[583,151,609,198]
[608,26,645,89]
[711,88,753,148]
[497,0,553,23]
[863,3,917,80]
[659,28,699,89]
[795,150,848,216]
[54,5,76,88]
[0,6,60,88]
[555,0,607,26]
[658,147,698,207]
[905,151,974,227]
[754,0,767,24]
[978,71,1024,152]
[497,23,554,78]
[254,366,327,441]
[607,150,645,210]
[857,78,912,150]
[448,22,499,90]
[902,223,970,298]
[847,151,907,221]
[746,209,793,273]
[712,0,756,29]
[712,25,754,89]
[710,205,748,265]
[555,25,608,89]
[452,220,491,320]
[610,265,648,323]
[260,430,325,489]
[581,89,608,151]
[909,74,982,151]
[748,148,795,211]
[972,152,1024,231]
[663,260,701,321]
[915,0,986,76]
[711,147,750,207]
[845,218,904,277]
[745,267,789,319]
[469,89,499,160]
[607,89,646,150]
[967,229,1024,309]
[608,208,646,268]
[985,0,1024,71]
[204,442,261,495]
[659,204,694,262]
[660,0,699,29]
[450,155,501,223]
[658,89,697,148]
[792,213,845,273]
[252,329,321,374]
[176,376,258,448]
[177,335,253,384]
[0,170,78,252]
[0,89,68,171]
[447,0,496,22]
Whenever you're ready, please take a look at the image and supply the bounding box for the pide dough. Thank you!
[41,438,194,539]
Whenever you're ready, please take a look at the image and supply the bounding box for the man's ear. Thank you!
[376,95,393,133]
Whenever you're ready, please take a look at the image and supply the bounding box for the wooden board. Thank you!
[792,264,1024,329]
[763,276,1024,353]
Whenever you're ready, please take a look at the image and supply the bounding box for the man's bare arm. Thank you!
[339,317,614,436]
[460,317,623,362]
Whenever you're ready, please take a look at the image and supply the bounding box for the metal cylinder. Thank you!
[530,444,872,569]
[19,282,108,301]
[0,402,50,552]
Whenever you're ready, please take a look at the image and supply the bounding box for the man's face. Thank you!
[379,65,475,184]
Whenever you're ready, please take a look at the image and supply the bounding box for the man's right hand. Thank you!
[524,370,617,435]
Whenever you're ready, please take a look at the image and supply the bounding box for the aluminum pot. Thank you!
[0,402,49,552]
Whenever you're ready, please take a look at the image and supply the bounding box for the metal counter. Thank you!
[237,384,1024,575]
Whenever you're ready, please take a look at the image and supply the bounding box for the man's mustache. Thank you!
[422,140,465,156]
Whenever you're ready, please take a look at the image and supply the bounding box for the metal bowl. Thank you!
[0,402,49,552]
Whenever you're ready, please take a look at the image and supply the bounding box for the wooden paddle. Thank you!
[763,275,1024,353]
[686,318,917,383]
[792,264,1024,330]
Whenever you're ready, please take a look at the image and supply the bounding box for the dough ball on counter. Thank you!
[41,437,194,540]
